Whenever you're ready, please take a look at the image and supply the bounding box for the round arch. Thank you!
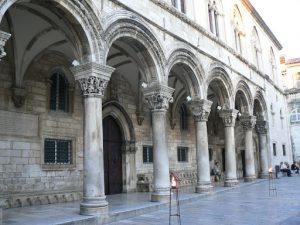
[234,80,253,114]
[103,11,166,82]
[167,47,205,98]
[206,64,234,108]
[0,0,103,62]
[253,90,268,120]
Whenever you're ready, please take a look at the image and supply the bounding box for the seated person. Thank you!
[280,161,292,177]
[212,161,221,182]
[291,161,299,174]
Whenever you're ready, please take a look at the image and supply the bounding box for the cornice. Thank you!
[241,0,282,50]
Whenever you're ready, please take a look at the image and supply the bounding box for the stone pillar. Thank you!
[189,97,213,193]
[71,62,115,215]
[256,120,269,178]
[219,109,239,187]
[143,82,174,202]
[0,31,11,60]
[240,115,257,182]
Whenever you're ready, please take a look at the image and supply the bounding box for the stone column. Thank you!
[256,120,269,178]
[219,109,239,187]
[143,82,174,202]
[71,62,115,215]
[0,31,11,60]
[240,115,257,182]
[189,97,213,193]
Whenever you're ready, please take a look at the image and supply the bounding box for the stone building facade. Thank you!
[281,56,300,161]
[0,0,292,216]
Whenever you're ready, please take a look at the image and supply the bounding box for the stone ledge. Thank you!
[1,191,82,209]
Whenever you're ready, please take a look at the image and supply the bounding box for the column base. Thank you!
[244,176,256,182]
[151,188,170,202]
[195,183,213,193]
[80,197,108,216]
[259,172,269,179]
[224,179,239,187]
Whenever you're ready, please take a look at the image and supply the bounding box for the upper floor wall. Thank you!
[111,0,282,89]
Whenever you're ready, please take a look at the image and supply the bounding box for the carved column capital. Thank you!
[240,115,256,131]
[189,97,212,122]
[143,82,174,111]
[70,62,115,98]
[255,120,267,134]
[219,109,238,127]
[0,31,11,60]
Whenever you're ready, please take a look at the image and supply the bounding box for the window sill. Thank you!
[42,164,76,171]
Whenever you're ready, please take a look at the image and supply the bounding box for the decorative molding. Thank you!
[136,111,144,126]
[12,87,27,108]
[189,97,212,122]
[219,109,238,127]
[122,141,136,154]
[240,115,256,131]
[70,62,115,97]
[255,120,267,134]
[143,82,174,111]
[0,31,11,60]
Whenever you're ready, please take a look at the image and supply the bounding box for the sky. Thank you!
[250,0,300,59]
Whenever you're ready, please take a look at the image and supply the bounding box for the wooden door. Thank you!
[103,116,123,195]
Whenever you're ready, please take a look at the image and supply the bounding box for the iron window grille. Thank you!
[177,146,188,162]
[143,145,153,163]
[44,138,72,164]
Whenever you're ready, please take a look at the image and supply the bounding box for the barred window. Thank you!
[177,146,188,162]
[50,72,69,112]
[143,145,153,163]
[44,139,72,164]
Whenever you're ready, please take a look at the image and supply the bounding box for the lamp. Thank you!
[186,96,192,102]
[170,172,179,189]
[237,112,242,117]
[216,105,222,111]
[72,60,80,66]
[141,82,148,88]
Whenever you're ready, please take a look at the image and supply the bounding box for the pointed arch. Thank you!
[252,26,262,69]
[232,5,245,54]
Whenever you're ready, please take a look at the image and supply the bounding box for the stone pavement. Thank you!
[107,176,300,225]
[2,176,300,225]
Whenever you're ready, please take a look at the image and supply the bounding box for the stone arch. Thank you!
[5,0,104,59]
[167,47,205,98]
[234,80,253,114]
[253,89,268,120]
[206,64,234,108]
[103,11,166,82]
[1,0,104,87]
[103,101,136,144]
[102,100,137,192]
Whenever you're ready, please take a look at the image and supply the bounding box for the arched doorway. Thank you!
[103,116,123,195]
